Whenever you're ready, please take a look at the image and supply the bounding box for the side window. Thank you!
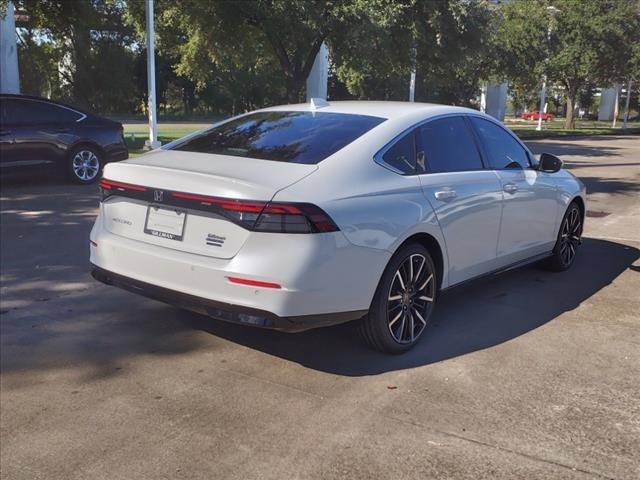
[381,131,416,174]
[470,117,530,170]
[4,100,81,125]
[0,99,7,125]
[29,101,81,124]
[2,99,31,125]
[416,116,483,173]
[51,105,83,123]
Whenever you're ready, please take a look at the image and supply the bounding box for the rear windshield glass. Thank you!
[170,111,385,164]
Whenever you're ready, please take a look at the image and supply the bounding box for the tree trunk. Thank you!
[285,76,304,104]
[70,15,93,107]
[564,92,576,129]
[260,28,327,104]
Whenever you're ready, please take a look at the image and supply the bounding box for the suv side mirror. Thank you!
[538,153,562,173]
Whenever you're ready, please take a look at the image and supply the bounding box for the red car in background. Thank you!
[522,111,555,121]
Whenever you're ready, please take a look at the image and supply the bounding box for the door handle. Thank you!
[503,183,518,194]
[54,128,70,133]
[435,189,457,201]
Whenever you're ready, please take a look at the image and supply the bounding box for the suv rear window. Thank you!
[171,111,385,164]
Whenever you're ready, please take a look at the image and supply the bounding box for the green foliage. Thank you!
[16,29,60,98]
[5,0,639,127]
[330,0,495,105]
[496,0,640,128]
[126,0,356,105]
[13,0,140,113]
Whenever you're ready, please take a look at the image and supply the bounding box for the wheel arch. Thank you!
[571,195,586,224]
[394,232,446,292]
[68,140,105,160]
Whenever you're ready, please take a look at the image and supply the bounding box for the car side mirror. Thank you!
[538,153,562,173]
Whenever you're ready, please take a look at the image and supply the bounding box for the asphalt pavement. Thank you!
[1,135,639,479]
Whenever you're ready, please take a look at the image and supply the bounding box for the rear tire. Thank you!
[359,243,437,354]
[542,202,582,272]
[67,145,102,184]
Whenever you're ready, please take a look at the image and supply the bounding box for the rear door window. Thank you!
[469,117,530,169]
[416,116,484,173]
[171,111,385,164]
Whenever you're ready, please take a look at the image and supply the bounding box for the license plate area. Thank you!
[144,205,186,241]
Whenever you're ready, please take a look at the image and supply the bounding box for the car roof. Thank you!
[0,93,89,116]
[261,100,478,121]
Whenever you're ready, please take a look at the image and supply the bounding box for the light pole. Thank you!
[145,0,160,150]
[536,6,560,131]
[409,40,417,102]
[622,80,633,130]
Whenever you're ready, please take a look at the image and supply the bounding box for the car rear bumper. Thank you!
[91,265,366,332]
[89,208,388,330]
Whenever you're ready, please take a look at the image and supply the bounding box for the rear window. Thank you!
[170,111,385,164]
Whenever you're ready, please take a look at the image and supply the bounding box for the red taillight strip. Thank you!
[99,179,339,233]
[227,276,282,289]
[261,203,303,214]
[171,191,268,213]
[99,178,147,192]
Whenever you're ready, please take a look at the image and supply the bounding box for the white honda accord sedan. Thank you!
[90,101,586,353]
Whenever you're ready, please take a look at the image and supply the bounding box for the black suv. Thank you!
[0,94,128,184]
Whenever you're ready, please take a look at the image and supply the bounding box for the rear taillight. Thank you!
[253,202,339,233]
[170,191,338,234]
[99,178,339,234]
[99,178,147,192]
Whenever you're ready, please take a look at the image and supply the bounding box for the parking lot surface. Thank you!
[1,135,639,479]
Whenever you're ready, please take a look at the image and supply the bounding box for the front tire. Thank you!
[68,145,102,184]
[542,202,582,271]
[359,243,437,354]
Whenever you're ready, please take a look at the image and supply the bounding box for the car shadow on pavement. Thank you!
[576,176,640,196]
[526,141,620,158]
[525,136,628,158]
[184,238,639,376]
[0,170,68,188]
[1,179,638,379]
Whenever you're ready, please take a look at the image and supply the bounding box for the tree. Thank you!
[329,0,414,100]
[126,0,356,105]
[414,0,495,106]
[496,0,640,129]
[330,0,495,105]
[9,0,140,113]
[16,27,60,98]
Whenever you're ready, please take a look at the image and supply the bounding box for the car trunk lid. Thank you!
[100,150,317,259]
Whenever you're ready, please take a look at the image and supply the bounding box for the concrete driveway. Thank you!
[1,135,639,479]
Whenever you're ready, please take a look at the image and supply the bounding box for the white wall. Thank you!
[0,1,20,94]
[598,85,620,121]
[306,42,329,101]
[483,82,508,121]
